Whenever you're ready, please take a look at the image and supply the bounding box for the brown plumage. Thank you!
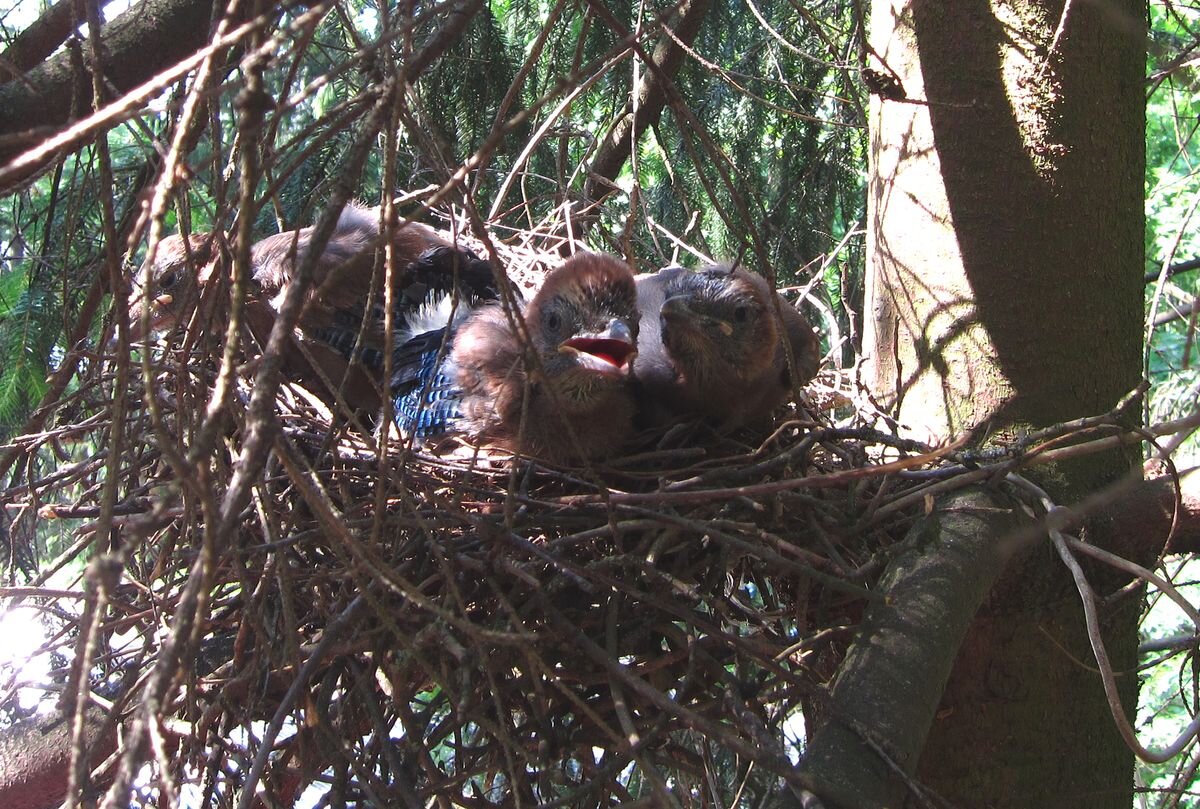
[126,230,226,340]
[125,204,498,408]
[449,253,640,462]
[633,263,820,429]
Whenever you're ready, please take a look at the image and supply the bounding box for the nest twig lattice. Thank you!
[2,283,938,806]
[0,2,964,805]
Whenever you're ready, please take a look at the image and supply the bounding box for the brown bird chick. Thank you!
[126,230,225,340]
[128,205,494,341]
[246,205,498,376]
[634,263,820,429]
[125,204,498,408]
[447,253,640,462]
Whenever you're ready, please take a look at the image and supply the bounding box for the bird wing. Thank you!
[392,327,464,439]
[251,209,504,371]
[390,279,510,442]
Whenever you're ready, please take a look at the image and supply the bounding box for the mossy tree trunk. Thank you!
[811,0,1145,806]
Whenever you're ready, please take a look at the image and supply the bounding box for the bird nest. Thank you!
[0,243,946,807]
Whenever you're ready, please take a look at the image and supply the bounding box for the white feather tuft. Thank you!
[398,293,479,342]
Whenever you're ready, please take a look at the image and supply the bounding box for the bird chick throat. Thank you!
[561,336,636,373]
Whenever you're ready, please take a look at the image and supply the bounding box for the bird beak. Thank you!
[113,291,172,347]
[559,318,636,375]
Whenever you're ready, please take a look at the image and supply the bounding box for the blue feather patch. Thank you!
[392,329,463,440]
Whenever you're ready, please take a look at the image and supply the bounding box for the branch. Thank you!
[0,704,116,809]
[582,0,712,205]
[1094,466,1200,557]
[0,0,245,184]
[1150,296,1200,328]
[1144,257,1200,286]
[0,155,162,483]
[405,0,484,78]
[0,0,76,79]
[796,489,1022,807]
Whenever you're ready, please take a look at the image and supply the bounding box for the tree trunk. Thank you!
[797,489,1026,808]
[850,0,1145,805]
[863,1,1144,442]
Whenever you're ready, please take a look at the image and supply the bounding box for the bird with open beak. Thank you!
[398,252,640,462]
[123,203,499,410]
[634,263,820,430]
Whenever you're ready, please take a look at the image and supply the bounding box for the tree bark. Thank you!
[0,705,116,809]
[805,0,1148,806]
[862,0,1143,443]
[1104,467,1200,556]
[798,489,1025,807]
[0,0,234,181]
[0,0,77,79]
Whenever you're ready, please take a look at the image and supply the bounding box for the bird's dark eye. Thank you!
[159,270,179,290]
[545,311,562,332]
[733,305,749,323]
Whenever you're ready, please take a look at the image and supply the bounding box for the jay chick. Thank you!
[393,253,640,463]
[633,263,820,429]
[125,204,497,408]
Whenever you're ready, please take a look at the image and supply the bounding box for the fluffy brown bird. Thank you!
[437,252,640,462]
[126,230,226,340]
[633,263,820,429]
[125,204,497,407]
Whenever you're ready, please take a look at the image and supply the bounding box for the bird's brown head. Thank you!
[525,253,639,408]
[127,233,219,340]
[658,264,780,385]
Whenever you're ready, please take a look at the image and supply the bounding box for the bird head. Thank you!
[126,233,220,340]
[525,253,639,408]
[658,264,780,385]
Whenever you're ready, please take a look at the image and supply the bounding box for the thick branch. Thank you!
[1097,467,1200,557]
[1150,297,1200,328]
[0,704,116,809]
[0,0,76,79]
[0,0,235,174]
[797,489,1022,807]
[582,0,711,204]
[1144,257,1200,285]
[406,0,484,78]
